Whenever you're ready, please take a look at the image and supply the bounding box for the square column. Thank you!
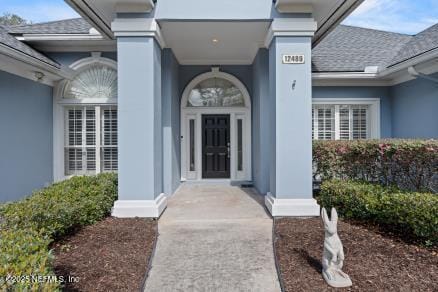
[111,35,167,218]
[265,31,320,216]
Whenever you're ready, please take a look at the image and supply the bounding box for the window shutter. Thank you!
[66,108,83,175]
[339,105,351,140]
[85,108,96,171]
[352,106,368,139]
[101,106,118,171]
[316,106,335,140]
[312,104,370,141]
[65,106,118,176]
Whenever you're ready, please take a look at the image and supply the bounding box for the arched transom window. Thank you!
[188,77,245,107]
[58,60,118,178]
[64,64,117,100]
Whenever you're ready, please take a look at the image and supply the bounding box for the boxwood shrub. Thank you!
[319,179,438,246]
[313,139,438,193]
[0,228,58,291]
[0,173,118,291]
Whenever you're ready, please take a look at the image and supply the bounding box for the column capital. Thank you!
[264,18,317,48]
[112,18,166,48]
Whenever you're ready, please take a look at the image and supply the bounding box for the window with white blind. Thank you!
[312,100,379,140]
[65,106,117,175]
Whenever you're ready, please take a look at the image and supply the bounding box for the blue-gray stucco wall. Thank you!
[312,86,393,138]
[0,71,53,202]
[162,49,181,195]
[390,73,438,138]
[268,41,277,196]
[252,49,270,194]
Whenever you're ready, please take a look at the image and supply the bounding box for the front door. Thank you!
[202,115,230,178]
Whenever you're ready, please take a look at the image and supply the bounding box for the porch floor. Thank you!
[144,184,281,292]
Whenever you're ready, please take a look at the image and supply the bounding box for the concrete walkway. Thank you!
[144,184,281,292]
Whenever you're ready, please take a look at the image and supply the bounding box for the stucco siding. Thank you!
[0,71,53,202]
[312,86,393,138]
[162,49,181,195]
[268,40,277,196]
[390,74,438,139]
[252,49,270,194]
[270,37,313,199]
[117,37,163,201]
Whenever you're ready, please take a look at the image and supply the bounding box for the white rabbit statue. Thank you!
[321,207,352,288]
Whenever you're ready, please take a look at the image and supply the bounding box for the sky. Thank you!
[342,0,438,34]
[1,0,438,35]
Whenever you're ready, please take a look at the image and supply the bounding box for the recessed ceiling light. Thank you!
[212,38,219,43]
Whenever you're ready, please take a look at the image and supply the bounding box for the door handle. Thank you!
[227,142,230,158]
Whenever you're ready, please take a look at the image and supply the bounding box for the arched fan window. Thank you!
[188,77,245,107]
[64,64,117,99]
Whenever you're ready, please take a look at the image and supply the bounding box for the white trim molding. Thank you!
[115,0,154,13]
[0,43,72,86]
[111,18,166,48]
[312,98,381,139]
[112,193,167,218]
[180,68,252,182]
[265,193,320,217]
[265,18,317,48]
[53,53,118,182]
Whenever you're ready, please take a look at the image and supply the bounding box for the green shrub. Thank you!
[0,228,60,291]
[319,180,438,246]
[313,139,438,192]
[0,173,118,290]
[1,173,117,238]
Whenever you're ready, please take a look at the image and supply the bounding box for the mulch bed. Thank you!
[52,217,157,292]
[274,218,438,292]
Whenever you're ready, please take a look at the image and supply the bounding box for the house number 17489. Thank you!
[282,54,305,64]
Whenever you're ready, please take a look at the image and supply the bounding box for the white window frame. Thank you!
[53,53,118,181]
[180,69,252,182]
[63,105,117,176]
[312,98,381,140]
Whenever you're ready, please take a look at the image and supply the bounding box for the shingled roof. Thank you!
[389,23,438,67]
[1,18,437,74]
[7,18,92,35]
[313,23,438,72]
[312,25,412,72]
[0,26,60,68]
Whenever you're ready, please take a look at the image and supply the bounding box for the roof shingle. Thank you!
[389,23,438,67]
[1,17,438,73]
[0,27,60,68]
[312,25,412,72]
[7,18,92,35]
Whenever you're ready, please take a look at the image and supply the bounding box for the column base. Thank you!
[265,192,320,217]
[112,193,167,218]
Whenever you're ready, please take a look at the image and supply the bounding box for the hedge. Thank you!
[313,139,438,193]
[0,173,118,291]
[319,180,438,246]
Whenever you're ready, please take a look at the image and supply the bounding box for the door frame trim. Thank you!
[180,70,252,182]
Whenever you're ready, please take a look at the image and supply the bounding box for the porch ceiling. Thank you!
[159,21,270,65]
[66,0,363,44]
